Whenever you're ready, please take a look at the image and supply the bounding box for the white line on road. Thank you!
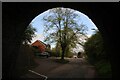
[29,70,48,80]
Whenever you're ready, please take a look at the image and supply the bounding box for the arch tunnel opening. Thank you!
[17,7,112,78]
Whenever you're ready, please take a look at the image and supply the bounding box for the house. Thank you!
[31,40,46,53]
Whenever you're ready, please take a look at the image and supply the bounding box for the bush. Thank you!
[95,60,112,78]
[84,31,112,77]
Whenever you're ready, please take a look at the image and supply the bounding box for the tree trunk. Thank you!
[61,45,66,60]
[61,50,65,60]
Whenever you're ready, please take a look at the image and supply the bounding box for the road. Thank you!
[22,57,97,79]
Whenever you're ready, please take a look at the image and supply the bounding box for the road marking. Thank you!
[29,70,48,80]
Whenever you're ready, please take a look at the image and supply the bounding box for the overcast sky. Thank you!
[30,8,98,52]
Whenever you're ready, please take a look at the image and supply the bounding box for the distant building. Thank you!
[77,52,83,58]
[31,40,46,53]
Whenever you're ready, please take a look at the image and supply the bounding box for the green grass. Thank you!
[53,59,70,64]
[95,60,112,78]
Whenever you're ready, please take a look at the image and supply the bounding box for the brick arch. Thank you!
[3,2,119,78]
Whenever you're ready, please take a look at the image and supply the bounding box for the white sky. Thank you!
[30,8,98,52]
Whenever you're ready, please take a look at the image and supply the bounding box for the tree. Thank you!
[55,41,62,57]
[84,31,112,77]
[46,44,51,53]
[84,31,107,63]
[43,7,87,60]
[21,24,36,44]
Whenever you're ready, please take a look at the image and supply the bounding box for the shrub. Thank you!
[84,31,112,77]
[95,60,112,78]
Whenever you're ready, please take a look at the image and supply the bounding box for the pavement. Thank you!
[21,57,97,79]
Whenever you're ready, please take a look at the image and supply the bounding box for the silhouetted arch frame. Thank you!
[3,2,119,78]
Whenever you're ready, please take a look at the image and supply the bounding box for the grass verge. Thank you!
[53,59,70,64]
[94,60,112,78]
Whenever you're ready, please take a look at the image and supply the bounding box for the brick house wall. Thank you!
[31,40,46,53]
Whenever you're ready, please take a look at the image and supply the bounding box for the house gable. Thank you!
[32,40,46,52]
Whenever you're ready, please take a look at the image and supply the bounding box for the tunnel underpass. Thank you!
[3,2,119,78]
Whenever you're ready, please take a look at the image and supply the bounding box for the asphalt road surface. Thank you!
[22,57,97,79]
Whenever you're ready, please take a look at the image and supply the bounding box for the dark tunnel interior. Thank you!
[2,2,119,78]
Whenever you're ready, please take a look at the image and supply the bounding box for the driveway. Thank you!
[22,57,97,79]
